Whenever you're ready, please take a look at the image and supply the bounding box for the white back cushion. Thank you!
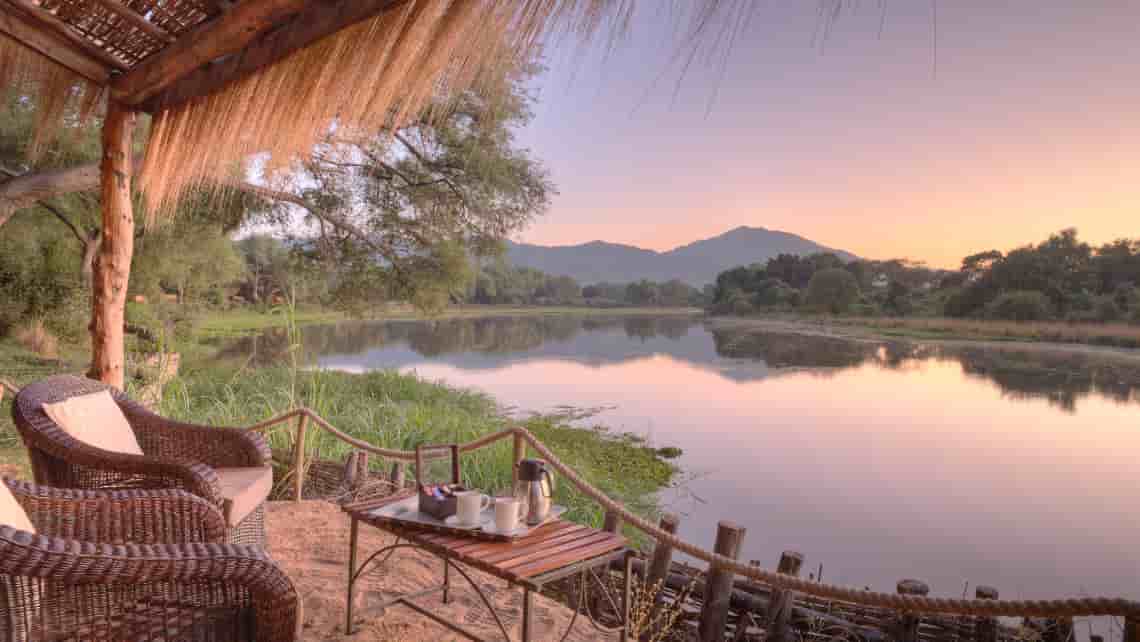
[0,482,34,533]
[41,390,143,456]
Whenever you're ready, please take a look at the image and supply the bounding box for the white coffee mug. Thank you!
[455,491,490,525]
[494,497,524,532]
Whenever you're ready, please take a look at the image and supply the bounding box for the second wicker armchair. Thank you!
[0,478,298,642]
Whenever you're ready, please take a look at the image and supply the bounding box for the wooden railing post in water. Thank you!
[1124,618,1139,642]
[892,579,929,642]
[699,521,746,642]
[640,513,679,641]
[973,586,999,642]
[292,413,308,502]
[512,432,526,487]
[1042,617,1074,642]
[766,551,805,642]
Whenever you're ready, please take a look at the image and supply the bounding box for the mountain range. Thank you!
[505,226,858,286]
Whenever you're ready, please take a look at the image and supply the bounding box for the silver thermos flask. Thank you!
[517,459,554,525]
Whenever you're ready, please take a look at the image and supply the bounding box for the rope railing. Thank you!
[248,407,1140,621]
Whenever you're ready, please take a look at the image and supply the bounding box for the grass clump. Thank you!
[14,320,58,358]
[160,366,675,533]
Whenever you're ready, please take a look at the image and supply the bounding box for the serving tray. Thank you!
[366,494,567,541]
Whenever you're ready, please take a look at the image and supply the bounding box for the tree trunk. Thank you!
[89,102,136,390]
[80,229,100,286]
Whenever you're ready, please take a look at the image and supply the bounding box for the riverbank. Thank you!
[198,304,703,338]
[706,314,1140,354]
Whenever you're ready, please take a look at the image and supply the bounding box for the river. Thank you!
[225,313,1140,617]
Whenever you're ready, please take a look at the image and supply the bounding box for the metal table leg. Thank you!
[623,551,634,640]
[346,516,359,634]
[522,587,533,642]
[444,557,452,604]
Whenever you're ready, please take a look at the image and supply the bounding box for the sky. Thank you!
[514,2,1140,268]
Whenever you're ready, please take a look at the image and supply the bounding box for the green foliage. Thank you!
[133,220,244,304]
[985,291,1052,321]
[805,268,861,314]
[0,207,88,340]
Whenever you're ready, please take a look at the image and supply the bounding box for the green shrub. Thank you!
[986,291,1052,321]
[805,268,861,314]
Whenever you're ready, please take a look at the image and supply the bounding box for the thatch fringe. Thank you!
[138,0,639,215]
[0,33,105,160]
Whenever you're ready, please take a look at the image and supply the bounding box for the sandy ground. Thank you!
[267,501,607,642]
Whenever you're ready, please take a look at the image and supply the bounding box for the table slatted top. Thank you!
[345,493,626,582]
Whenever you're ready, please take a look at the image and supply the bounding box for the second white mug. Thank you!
[494,497,524,532]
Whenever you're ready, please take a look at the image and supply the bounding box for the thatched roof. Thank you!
[1,0,663,212]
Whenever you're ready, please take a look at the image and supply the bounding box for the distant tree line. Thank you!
[466,261,708,307]
[710,228,1140,323]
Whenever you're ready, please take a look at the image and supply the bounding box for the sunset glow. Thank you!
[519,2,1140,267]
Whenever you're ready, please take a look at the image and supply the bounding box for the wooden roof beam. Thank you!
[0,8,111,84]
[137,0,400,111]
[88,0,176,44]
[111,0,315,107]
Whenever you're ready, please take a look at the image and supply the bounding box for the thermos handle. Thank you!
[541,469,554,497]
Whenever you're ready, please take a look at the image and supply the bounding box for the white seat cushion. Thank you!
[0,482,35,533]
[215,467,273,527]
[41,390,143,456]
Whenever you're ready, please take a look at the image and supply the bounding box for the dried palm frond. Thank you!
[138,0,643,216]
[0,33,105,160]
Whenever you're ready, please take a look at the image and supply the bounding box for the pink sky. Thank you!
[517,2,1140,268]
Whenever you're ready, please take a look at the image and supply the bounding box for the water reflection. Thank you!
[218,314,1140,604]
[219,315,1140,412]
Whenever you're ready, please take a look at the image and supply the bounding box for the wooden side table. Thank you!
[344,493,633,641]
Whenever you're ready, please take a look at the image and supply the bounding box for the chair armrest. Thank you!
[118,398,272,469]
[4,478,226,544]
[0,527,299,642]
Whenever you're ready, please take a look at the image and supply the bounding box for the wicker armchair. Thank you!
[12,375,273,545]
[0,478,298,641]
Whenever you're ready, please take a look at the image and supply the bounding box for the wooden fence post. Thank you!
[603,510,622,535]
[512,432,526,487]
[893,578,929,642]
[698,521,746,642]
[640,513,679,641]
[389,462,405,492]
[973,586,998,642]
[766,551,805,642]
[1123,618,1138,642]
[292,413,308,502]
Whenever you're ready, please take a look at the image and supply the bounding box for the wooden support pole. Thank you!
[766,551,805,642]
[88,101,135,390]
[292,414,308,502]
[641,513,680,642]
[973,586,999,642]
[512,432,526,488]
[893,579,929,642]
[699,521,746,642]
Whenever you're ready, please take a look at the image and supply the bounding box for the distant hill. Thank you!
[506,226,858,286]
